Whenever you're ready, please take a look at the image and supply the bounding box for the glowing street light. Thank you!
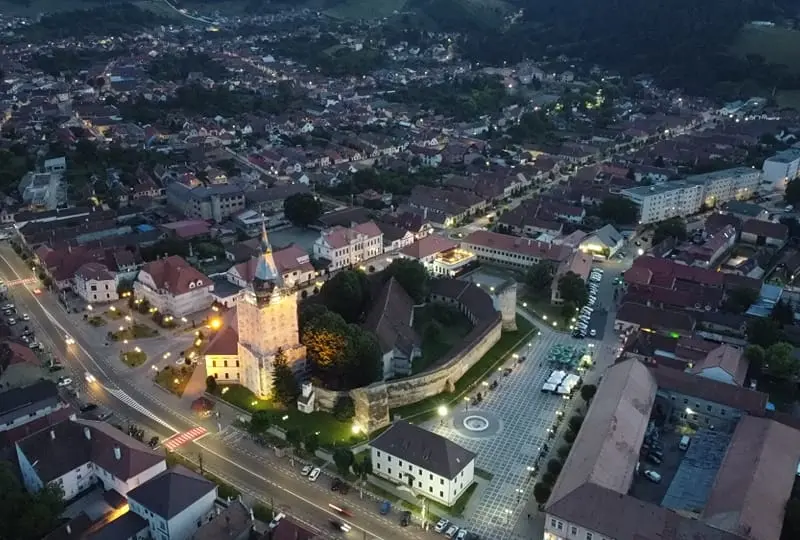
[221,387,230,395]
[437,405,448,418]
[209,318,222,330]
[352,423,361,434]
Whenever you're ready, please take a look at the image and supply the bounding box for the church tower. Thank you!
[237,223,306,399]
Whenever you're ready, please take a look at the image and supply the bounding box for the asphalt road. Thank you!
[0,244,429,540]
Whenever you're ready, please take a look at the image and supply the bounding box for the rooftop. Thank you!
[766,147,800,163]
[370,421,476,480]
[127,465,216,519]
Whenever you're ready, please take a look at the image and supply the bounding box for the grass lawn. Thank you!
[87,316,106,327]
[120,350,147,367]
[731,24,800,74]
[430,483,478,517]
[215,384,366,448]
[391,315,535,421]
[105,308,126,320]
[522,295,570,328]
[110,323,159,341]
[412,303,473,373]
[155,365,195,397]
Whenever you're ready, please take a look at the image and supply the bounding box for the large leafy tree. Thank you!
[0,461,64,540]
[272,348,299,407]
[320,269,371,323]
[385,258,429,303]
[652,217,687,245]
[597,196,638,225]
[558,272,588,306]
[747,318,783,348]
[526,261,554,292]
[764,342,798,380]
[301,309,349,370]
[283,192,322,228]
[786,178,800,206]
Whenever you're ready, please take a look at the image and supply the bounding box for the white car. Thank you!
[57,377,73,387]
[445,526,459,538]
[21,313,29,321]
[590,329,597,337]
[300,465,312,476]
[65,335,75,345]
[644,470,661,483]
[456,529,469,540]
[308,467,321,481]
[85,371,96,383]
[7,318,15,325]
[268,513,285,530]
[434,519,450,533]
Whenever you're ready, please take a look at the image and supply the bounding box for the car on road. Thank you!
[300,465,312,476]
[644,470,661,483]
[3,303,13,310]
[308,467,321,481]
[268,513,285,530]
[434,519,450,533]
[33,288,42,295]
[329,503,352,517]
[21,313,29,321]
[331,478,342,491]
[57,377,73,387]
[80,403,98,413]
[85,372,96,383]
[445,525,459,538]
[7,318,15,325]
[65,334,75,345]
[590,329,597,337]
[329,520,351,533]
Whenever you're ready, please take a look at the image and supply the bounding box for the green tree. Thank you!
[385,259,429,303]
[249,411,272,434]
[722,287,759,314]
[546,459,563,475]
[748,318,783,348]
[272,348,299,407]
[283,192,323,227]
[343,326,382,388]
[744,345,766,374]
[333,448,355,475]
[533,482,552,504]
[580,384,597,403]
[557,444,572,460]
[354,456,373,480]
[301,307,349,371]
[652,217,687,245]
[568,415,584,433]
[764,342,798,380]
[597,196,638,225]
[333,396,355,421]
[525,261,554,292]
[320,269,371,323]
[772,300,795,326]
[786,178,800,206]
[0,461,64,540]
[304,432,320,454]
[286,428,303,449]
[205,375,217,394]
[558,272,588,306]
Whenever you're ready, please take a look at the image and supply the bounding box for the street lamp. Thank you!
[464,396,470,411]
[438,405,448,426]
[542,315,548,321]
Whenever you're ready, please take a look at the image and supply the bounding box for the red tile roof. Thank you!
[741,219,789,241]
[463,230,572,263]
[139,256,209,295]
[400,235,458,259]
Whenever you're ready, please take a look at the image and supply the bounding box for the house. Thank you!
[126,465,217,540]
[551,251,592,305]
[134,256,214,317]
[578,224,624,259]
[740,219,788,248]
[687,344,748,386]
[363,277,422,379]
[312,221,383,271]
[227,244,316,289]
[166,183,246,224]
[192,500,253,540]
[721,201,769,222]
[761,147,800,191]
[204,324,240,384]
[0,380,73,447]
[615,302,696,338]
[399,235,477,277]
[73,262,119,304]
[377,221,415,253]
[15,418,167,500]
[370,421,475,507]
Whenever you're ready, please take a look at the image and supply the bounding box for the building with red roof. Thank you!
[134,256,214,317]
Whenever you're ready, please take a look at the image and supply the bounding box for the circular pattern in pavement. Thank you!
[449,408,502,439]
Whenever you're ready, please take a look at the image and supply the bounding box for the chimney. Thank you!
[113,446,121,460]
[84,427,91,440]
[50,430,55,440]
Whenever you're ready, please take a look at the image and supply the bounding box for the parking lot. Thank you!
[629,430,686,504]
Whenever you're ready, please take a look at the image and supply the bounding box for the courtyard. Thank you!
[424,324,585,540]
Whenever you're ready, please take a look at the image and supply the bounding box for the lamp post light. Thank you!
[464,396,470,411]
[437,405,448,426]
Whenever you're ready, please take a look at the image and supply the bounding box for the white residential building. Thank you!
[370,421,475,507]
[127,466,218,540]
[461,230,572,269]
[73,262,118,304]
[398,235,477,277]
[762,148,800,191]
[134,255,214,317]
[15,418,167,500]
[227,244,316,290]
[623,168,761,225]
[621,181,704,225]
[312,221,384,271]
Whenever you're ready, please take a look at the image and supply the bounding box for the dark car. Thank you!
[646,453,663,465]
[649,449,664,459]
[400,511,411,527]
[331,478,342,491]
[80,403,98,413]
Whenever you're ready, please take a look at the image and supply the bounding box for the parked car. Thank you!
[434,519,450,533]
[21,313,29,321]
[80,403,98,412]
[331,478,342,491]
[57,377,72,387]
[590,329,597,337]
[456,529,469,540]
[329,520,351,532]
[644,470,661,483]
[308,468,321,482]
[646,453,662,465]
[380,500,391,515]
[445,526,459,538]
[301,465,312,476]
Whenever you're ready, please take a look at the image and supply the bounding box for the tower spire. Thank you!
[251,215,283,304]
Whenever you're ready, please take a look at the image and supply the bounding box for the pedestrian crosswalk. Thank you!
[163,426,208,451]
[104,387,177,433]
[218,425,247,444]
[5,277,36,286]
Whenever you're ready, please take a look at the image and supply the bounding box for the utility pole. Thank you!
[198,451,204,475]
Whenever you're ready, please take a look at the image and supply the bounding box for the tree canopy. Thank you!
[283,193,323,228]
[271,348,299,407]
[652,218,688,245]
[319,269,371,323]
[786,179,800,206]
[763,342,798,380]
[385,259,429,303]
[526,261,555,292]
[558,272,588,306]
[0,461,64,540]
[597,197,638,226]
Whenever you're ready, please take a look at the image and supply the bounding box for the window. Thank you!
[418,481,422,488]
[387,456,392,463]
[683,398,688,404]
[550,519,557,528]
[376,451,381,458]
[223,360,228,367]
[429,487,433,493]
[429,474,433,480]
[706,405,712,412]
[439,491,443,498]
[376,463,380,470]
[557,521,563,531]
[212,361,217,367]
[586,533,593,540]
[571,526,577,535]
[408,464,412,471]
[388,468,392,475]
[224,373,229,379]
[440,479,444,485]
